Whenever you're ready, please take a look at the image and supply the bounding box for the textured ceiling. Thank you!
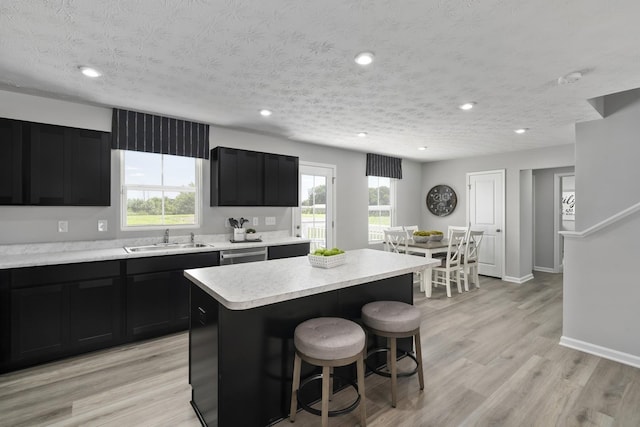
[2,0,640,161]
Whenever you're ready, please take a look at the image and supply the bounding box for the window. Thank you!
[368,176,395,242]
[121,151,201,229]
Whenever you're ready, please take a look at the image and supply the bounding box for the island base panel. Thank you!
[190,284,219,426]
[189,273,413,426]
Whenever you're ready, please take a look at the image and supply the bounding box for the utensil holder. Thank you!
[233,228,246,241]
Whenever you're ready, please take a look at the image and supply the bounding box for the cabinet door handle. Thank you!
[198,307,207,325]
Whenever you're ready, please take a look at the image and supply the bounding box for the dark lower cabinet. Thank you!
[0,246,318,374]
[69,278,122,350]
[11,284,67,363]
[268,242,310,260]
[125,252,220,341]
[5,261,122,372]
[126,272,174,340]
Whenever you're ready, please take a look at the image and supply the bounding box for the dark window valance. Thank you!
[365,153,402,179]
[111,109,209,159]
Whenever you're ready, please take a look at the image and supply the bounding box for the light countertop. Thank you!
[0,234,310,269]
[185,248,440,310]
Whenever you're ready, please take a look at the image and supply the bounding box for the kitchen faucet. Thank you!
[190,232,194,243]
[163,229,169,244]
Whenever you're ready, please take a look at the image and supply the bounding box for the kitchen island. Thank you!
[184,248,439,427]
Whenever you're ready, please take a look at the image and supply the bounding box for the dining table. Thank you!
[405,239,450,297]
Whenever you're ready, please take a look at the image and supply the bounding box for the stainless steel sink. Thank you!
[124,242,212,253]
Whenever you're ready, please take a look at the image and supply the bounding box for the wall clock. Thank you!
[426,185,457,216]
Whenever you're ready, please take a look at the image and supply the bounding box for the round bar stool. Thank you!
[361,301,424,408]
[289,317,367,427]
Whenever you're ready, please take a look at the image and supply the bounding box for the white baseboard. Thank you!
[533,266,558,273]
[502,273,534,284]
[559,336,640,369]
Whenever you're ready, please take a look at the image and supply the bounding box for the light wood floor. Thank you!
[2,273,640,427]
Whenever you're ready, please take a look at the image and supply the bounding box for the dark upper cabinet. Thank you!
[212,147,264,206]
[0,118,110,206]
[28,123,68,205]
[210,146,299,207]
[29,123,110,206]
[70,129,111,205]
[0,118,23,204]
[264,153,299,206]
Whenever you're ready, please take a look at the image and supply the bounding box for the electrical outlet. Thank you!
[98,219,108,232]
[265,216,276,226]
[58,220,68,233]
[252,217,259,226]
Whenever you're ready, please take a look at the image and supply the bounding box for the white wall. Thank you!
[562,88,640,365]
[575,88,640,229]
[420,144,575,280]
[533,166,574,270]
[0,90,423,248]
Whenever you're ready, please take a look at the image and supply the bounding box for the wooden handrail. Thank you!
[561,201,640,239]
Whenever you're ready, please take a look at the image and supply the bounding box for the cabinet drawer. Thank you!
[268,243,310,260]
[12,261,121,288]
[126,252,219,275]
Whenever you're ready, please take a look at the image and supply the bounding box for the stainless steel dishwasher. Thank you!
[219,246,268,265]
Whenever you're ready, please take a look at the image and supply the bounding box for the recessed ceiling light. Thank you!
[259,109,272,117]
[514,128,528,134]
[354,52,375,66]
[418,146,427,151]
[458,102,476,110]
[357,132,368,137]
[79,66,101,78]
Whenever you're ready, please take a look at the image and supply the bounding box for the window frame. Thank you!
[367,176,397,244]
[120,151,202,231]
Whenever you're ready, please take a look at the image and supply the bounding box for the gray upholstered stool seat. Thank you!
[361,301,421,333]
[290,317,367,427]
[361,301,424,408]
[294,317,366,360]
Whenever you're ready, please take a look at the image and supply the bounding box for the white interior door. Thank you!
[293,162,335,251]
[467,170,505,278]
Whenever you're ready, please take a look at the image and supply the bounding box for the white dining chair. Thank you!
[431,228,466,297]
[383,229,410,253]
[403,225,419,239]
[461,230,484,291]
[384,229,427,290]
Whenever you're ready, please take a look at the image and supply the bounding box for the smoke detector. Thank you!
[558,72,583,85]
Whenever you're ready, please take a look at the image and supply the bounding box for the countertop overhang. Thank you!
[185,248,440,310]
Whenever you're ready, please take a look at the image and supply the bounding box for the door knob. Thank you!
[496,229,502,232]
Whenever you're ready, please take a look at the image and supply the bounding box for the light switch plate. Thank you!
[98,219,108,232]
[58,220,68,233]
[265,216,276,225]
[252,217,259,226]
